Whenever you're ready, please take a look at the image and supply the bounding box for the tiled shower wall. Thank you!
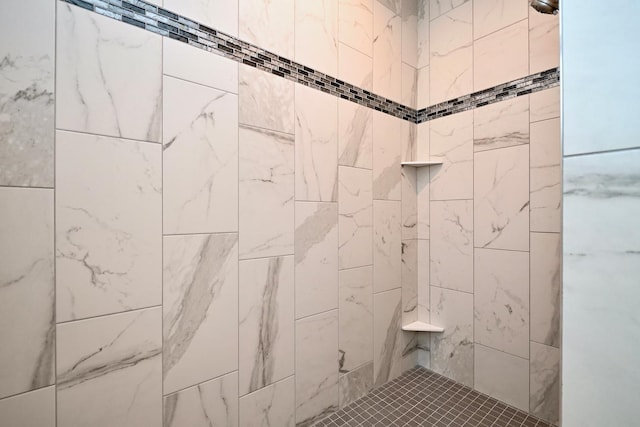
[406,1,562,425]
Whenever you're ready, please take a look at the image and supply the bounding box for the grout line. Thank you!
[54,304,163,326]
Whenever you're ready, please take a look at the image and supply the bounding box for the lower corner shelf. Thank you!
[401,321,444,333]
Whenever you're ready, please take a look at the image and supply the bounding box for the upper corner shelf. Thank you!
[402,321,445,333]
[401,159,443,167]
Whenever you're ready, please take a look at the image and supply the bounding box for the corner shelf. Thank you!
[401,321,444,333]
[401,158,443,167]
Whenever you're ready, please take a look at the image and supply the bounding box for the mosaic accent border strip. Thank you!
[63,0,559,124]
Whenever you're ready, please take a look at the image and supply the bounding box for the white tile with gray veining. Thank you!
[417,240,430,322]
[473,0,528,40]
[531,118,562,233]
[417,167,430,240]
[295,310,339,427]
[56,131,161,322]
[56,307,162,427]
[295,0,338,76]
[239,125,294,259]
[338,99,373,169]
[430,200,473,293]
[531,233,561,348]
[163,0,238,36]
[295,85,338,202]
[163,372,238,427]
[0,386,55,427]
[430,0,470,20]
[530,342,560,425]
[56,4,162,142]
[473,95,529,152]
[163,233,238,394]
[474,344,529,412]
[373,1,402,102]
[0,188,54,400]
[401,61,417,109]
[339,42,373,91]
[373,111,402,200]
[338,166,373,270]
[417,65,430,109]
[295,202,339,318]
[240,376,295,427]
[401,239,418,325]
[530,87,560,124]
[401,166,417,240]
[239,0,294,58]
[0,0,54,187]
[163,76,238,234]
[338,0,374,57]
[373,200,401,293]
[239,256,294,396]
[474,248,530,359]
[474,145,529,251]
[339,362,373,408]
[430,286,473,387]
[529,6,559,74]
[339,266,373,374]
[416,1,429,69]
[373,289,409,386]
[401,118,417,163]
[401,0,418,67]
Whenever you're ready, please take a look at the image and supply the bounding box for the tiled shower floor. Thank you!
[316,368,555,427]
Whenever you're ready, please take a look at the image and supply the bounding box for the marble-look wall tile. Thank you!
[416,330,431,369]
[339,266,373,373]
[163,0,238,36]
[0,386,55,427]
[239,65,295,134]
[430,2,472,104]
[56,308,162,427]
[473,95,529,152]
[56,4,162,143]
[530,87,560,123]
[430,286,473,387]
[373,289,408,386]
[530,342,560,425]
[339,362,373,408]
[239,376,295,427]
[417,66,430,109]
[239,125,294,259]
[163,76,238,234]
[163,234,238,394]
[401,63,417,109]
[474,249,530,359]
[530,118,561,233]
[164,372,238,427]
[239,0,294,58]
[429,111,473,200]
[401,166,418,240]
[417,240,430,321]
[373,201,402,293]
[56,131,161,322]
[239,256,294,395]
[295,202,339,318]
[417,167,431,240]
[0,0,54,187]
[474,145,529,251]
[295,0,339,76]
[474,19,529,91]
[474,344,529,412]
[416,1,429,69]
[430,200,473,293]
[338,0,373,57]
[401,121,417,163]
[430,0,470,21]
[373,111,402,200]
[339,42,373,91]
[295,310,339,427]
[416,121,430,161]
[338,166,373,269]
[401,0,418,67]
[295,85,338,202]
[529,7,559,74]
[531,233,561,348]
[338,100,373,169]
[373,1,402,102]
[0,188,54,399]
[401,240,418,325]
[473,0,528,40]
[163,38,238,94]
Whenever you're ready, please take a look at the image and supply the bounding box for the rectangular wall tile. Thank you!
[338,166,373,269]
[373,200,402,293]
[339,42,374,90]
[163,0,238,36]
[295,85,339,202]
[373,289,407,386]
[56,308,162,427]
[339,362,374,408]
[0,188,54,399]
[401,63,417,109]
[417,240,430,321]
[401,0,418,67]
[239,376,295,427]
[417,168,430,239]
[430,111,473,200]
[0,0,54,187]
[163,372,239,427]
[295,310,339,426]
[56,131,161,322]
[416,1,429,69]
[295,202,339,318]
[530,118,561,233]
[373,1,402,102]
[529,7,559,74]
[474,145,529,251]
[239,256,294,395]
[474,248,530,359]
[239,125,294,259]
[473,95,529,152]
[0,386,55,427]
[163,234,238,394]
[430,286,473,387]
[401,239,418,325]
[339,266,373,373]
[530,87,560,123]
[401,166,418,240]
[373,111,402,200]
[473,0,528,40]
[56,4,162,142]
[417,65,430,109]
[430,200,473,293]
[339,0,373,57]
[163,76,238,234]
[530,342,560,425]
[401,120,417,163]
[530,233,561,348]
[474,344,529,412]
[430,0,470,21]
[339,99,373,169]
[295,0,338,76]
[239,0,294,58]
